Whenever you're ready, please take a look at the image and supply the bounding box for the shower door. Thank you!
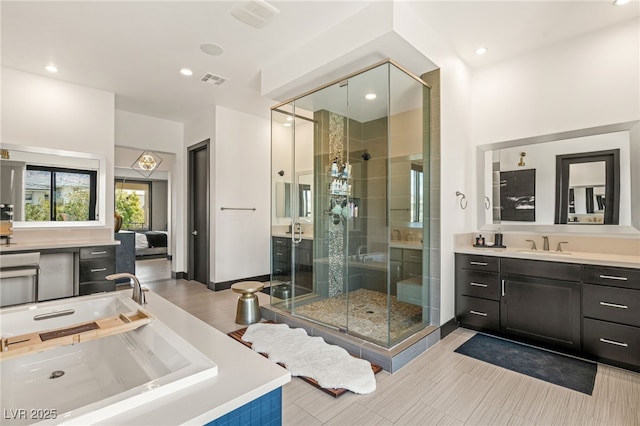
[271,60,431,348]
[270,100,317,311]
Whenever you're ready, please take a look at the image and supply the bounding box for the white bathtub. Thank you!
[0,292,218,425]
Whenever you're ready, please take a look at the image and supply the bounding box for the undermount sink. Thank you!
[517,249,572,256]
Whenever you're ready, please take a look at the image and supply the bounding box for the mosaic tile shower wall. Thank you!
[328,111,345,297]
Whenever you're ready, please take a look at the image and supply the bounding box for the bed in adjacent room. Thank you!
[135,231,168,259]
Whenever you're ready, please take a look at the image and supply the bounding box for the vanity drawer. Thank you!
[501,258,580,282]
[79,258,116,282]
[583,284,640,327]
[79,280,116,296]
[80,246,116,260]
[456,254,499,272]
[403,249,423,264]
[457,296,500,331]
[457,270,500,301]
[583,265,640,290]
[583,318,640,367]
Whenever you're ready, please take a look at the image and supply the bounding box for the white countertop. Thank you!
[455,245,640,269]
[390,241,423,250]
[0,240,119,253]
[97,290,291,425]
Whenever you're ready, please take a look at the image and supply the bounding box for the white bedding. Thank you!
[135,232,149,249]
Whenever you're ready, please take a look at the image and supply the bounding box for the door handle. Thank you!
[192,230,198,236]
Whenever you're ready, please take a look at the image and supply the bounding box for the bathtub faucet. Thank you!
[106,273,146,305]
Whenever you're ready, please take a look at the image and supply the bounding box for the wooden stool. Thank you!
[231,281,264,325]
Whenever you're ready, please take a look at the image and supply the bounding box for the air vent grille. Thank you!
[201,73,227,86]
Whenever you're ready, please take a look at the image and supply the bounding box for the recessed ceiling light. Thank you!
[283,123,292,127]
[286,116,293,121]
[365,93,377,100]
[200,43,224,56]
[613,0,630,5]
[45,64,58,73]
[475,47,488,55]
[180,68,193,76]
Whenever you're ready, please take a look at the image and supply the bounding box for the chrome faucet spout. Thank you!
[106,273,146,305]
[542,236,549,251]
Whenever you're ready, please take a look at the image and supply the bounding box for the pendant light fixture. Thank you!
[132,150,163,178]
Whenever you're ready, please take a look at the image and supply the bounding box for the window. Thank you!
[24,166,97,221]
[115,180,151,230]
[410,164,423,223]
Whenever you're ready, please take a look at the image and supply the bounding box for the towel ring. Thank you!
[484,196,491,210]
[456,191,467,209]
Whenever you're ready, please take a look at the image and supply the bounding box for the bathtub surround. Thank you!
[242,322,376,394]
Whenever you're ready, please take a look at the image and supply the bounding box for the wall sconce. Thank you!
[132,150,163,178]
[518,152,526,167]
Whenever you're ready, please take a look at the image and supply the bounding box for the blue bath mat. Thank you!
[455,334,597,395]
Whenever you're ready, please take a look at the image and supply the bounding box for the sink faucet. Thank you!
[556,241,569,252]
[542,236,549,251]
[392,229,401,241]
[106,273,146,305]
[356,245,367,262]
[525,239,537,250]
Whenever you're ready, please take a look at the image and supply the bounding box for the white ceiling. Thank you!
[2,1,638,123]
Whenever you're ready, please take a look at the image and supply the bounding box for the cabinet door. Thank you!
[38,252,76,301]
[501,275,581,350]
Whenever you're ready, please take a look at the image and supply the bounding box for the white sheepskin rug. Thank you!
[242,322,376,394]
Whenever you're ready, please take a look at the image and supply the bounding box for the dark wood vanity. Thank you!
[455,253,640,372]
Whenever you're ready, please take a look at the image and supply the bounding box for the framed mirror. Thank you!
[555,149,619,225]
[476,121,639,234]
[0,143,106,228]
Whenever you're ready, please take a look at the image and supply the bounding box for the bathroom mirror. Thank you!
[389,156,423,226]
[0,143,106,228]
[555,150,619,225]
[477,121,639,234]
[274,171,313,222]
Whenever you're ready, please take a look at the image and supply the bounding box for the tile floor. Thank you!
[137,259,640,425]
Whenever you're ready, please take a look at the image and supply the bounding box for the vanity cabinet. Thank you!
[500,258,581,351]
[79,246,116,295]
[271,236,313,290]
[455,254,500,332]
[272,237,291,278]
[455,253,640,372]
[582,265,640,369]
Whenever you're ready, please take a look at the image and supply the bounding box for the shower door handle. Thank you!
[292,221,302,244]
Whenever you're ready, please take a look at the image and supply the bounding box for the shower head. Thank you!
[362,153,371,161]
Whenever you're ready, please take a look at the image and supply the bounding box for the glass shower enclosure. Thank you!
[270,60,431,348]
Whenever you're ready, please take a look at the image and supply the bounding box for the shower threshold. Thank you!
[260,303,439,373]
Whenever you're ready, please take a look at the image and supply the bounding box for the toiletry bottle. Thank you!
[331,162,338,176]
[478,235,485,246]
[354,205,358,217]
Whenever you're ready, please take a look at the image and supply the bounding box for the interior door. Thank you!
[188,140,210,286]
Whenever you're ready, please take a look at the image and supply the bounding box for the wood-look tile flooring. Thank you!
[137,259,640,425]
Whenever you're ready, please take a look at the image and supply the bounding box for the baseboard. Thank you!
[439,317,459,339]
[172,271,187,280]
[213,274,270,291]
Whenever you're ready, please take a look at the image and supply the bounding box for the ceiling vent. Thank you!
[201,73,227,86]
[231,0,280,29]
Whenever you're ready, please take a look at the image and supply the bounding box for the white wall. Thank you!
[471,19,639,146]
[1,67,115,243]
[214,106,271,283]
[394,2,473,325]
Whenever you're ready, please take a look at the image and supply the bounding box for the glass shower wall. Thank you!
[270,60,431,348]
